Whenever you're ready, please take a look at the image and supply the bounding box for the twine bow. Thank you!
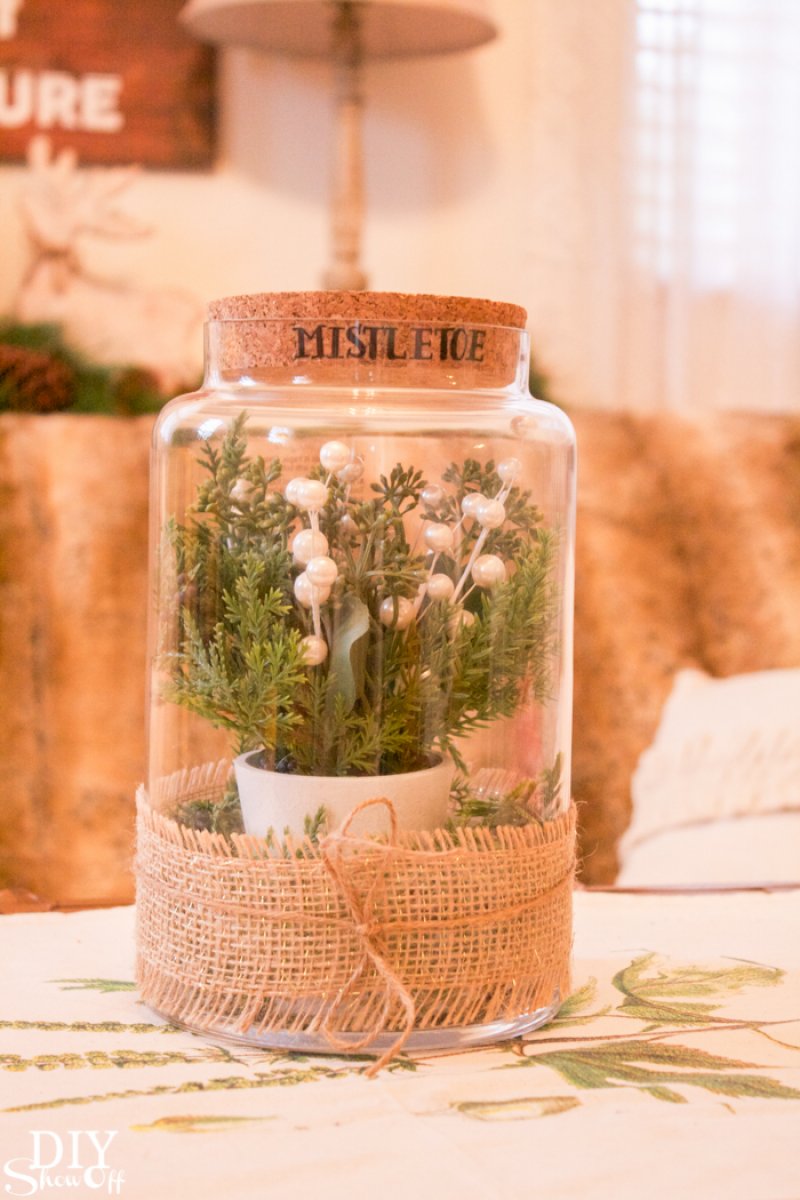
[319,797,416,1078]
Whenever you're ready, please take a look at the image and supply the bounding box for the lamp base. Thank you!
[323,263,368,290]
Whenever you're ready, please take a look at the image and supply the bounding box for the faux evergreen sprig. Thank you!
[161,414,558,781]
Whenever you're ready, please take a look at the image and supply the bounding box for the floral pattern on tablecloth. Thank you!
[2,894,799,1200]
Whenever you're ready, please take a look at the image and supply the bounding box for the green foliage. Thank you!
[173,783,244,837]
[258,805,329,858]
[454,1095,580,1120]
[612,954,784,1029]
[54,979,136,993]
[449,755,563,828]
[303,805,328,843]
[7,1067,350,1113]
[498,952,799,1110]
[0,1020,180,1034]
[165,554,308,758]
[507,1038,800,1104]
[0,321,171,414]
[132,1114,275,1133]
[548,978,611,1029]
[161,415,558,784]
[528,350,555,405]
[1,1048,234,1073]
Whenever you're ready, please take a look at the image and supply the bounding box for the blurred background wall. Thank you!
[3,0,798,413]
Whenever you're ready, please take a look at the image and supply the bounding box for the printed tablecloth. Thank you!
[1,890,799,1200]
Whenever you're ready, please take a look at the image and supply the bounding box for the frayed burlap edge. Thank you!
[135,764,575,1075]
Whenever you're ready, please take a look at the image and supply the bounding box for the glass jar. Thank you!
[140,291,576,1058]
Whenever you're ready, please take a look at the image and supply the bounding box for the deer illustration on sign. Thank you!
[14,135,202,391]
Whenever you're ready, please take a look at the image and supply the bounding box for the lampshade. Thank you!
[179,0,497,60]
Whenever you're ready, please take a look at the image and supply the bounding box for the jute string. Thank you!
[135,764,575,1074]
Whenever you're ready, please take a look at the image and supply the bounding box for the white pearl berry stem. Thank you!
[411,550,438,618]
[296,478,329,512]
[301,634,328,666]
[452,524,491,603]
[292,528,329,566]
[427,573,456,601]
[497,457,522,487]
[284,477,305,506]
[452,464,518,600]
[475,497,506,529]
[421,483,444,511]
[294,572,331,609]
[337,459,364,485]
[305,555,339,588]
[320,440,351,473]
[471,553,507,588]
[461,492,487,519]
[423,522,455,554]
[307,507,325,640]
[379,595,415,629]
[311,594,322,640]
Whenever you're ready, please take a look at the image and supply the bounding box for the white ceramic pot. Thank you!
[233,753,456,839]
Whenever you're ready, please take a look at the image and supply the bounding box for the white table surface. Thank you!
[1,889,799,1200]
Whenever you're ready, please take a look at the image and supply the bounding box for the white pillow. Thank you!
[617,668,800,886]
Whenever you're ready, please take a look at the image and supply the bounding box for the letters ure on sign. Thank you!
[0,0,214,167]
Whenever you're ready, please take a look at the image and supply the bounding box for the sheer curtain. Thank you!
[523,0,800,412]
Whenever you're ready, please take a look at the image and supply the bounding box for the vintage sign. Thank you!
[0,0,215,168]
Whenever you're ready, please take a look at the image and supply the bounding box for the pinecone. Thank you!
[0,343,77,413]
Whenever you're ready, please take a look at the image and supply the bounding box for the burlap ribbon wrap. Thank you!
[135,765,575,1074]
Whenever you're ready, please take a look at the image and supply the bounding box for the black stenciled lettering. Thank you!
[294,325,324,359]
[295,320,490,364]
[346,325,367,358]
[365,326,381,359]
[412,327,433,360]
[384,326,408,360]
[468,329,486,362]
[438,327,455,359]
[450,328,468,361]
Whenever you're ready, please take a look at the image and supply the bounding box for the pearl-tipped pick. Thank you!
[379,595,415,629]
[294,572,331,608]
[301,634,328,666]
[284,477,308,505]
[230,479,251,503]
[319,441,351,472]
[292,477,326,511]
[291,528,329,565]
[305,555,339,588]
[423,522,455,553]
[449,608,476,635]
[497,457,522,485]
[292,478,329,511]
[475,497,506,529]
[427,573,455,601]
[337,459,364,484]
[461,492,487,518]
[421,484,444,510]
[472,554,507,588]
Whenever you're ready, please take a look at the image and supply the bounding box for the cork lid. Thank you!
[208,291,526,328]
[206,292,528,387]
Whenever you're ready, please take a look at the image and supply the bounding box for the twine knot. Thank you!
[319,796,416,1078]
